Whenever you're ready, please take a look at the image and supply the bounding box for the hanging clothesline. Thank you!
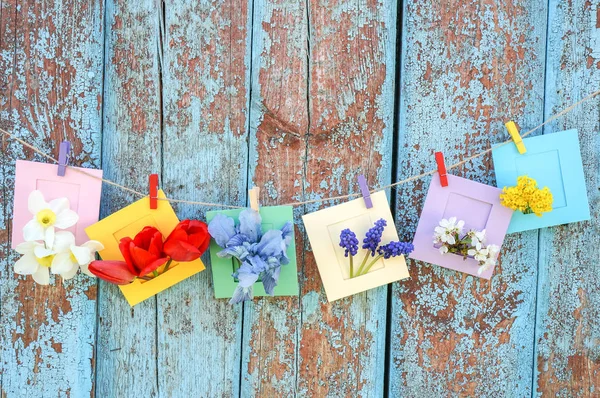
[1,88,599,209]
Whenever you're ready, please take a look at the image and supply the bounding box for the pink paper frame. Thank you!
[409,174,513,279]
[11,160,103,248]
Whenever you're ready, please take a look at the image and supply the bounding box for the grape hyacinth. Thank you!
[339,219,413,278]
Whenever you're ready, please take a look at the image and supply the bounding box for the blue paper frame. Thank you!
[492,129,590,233]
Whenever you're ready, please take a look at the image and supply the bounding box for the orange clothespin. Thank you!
[505,121,526,154]
[435,151,448,187]
[149,174,158,209]
[248,186,260,211]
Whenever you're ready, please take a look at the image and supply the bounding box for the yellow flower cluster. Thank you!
[500,176,553,216]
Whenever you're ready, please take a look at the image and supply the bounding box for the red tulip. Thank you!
[119,226,168,276]
[164,219,210,262]
[88,260,136,285]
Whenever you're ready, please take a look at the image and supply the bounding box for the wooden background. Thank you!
[1,0,599,396]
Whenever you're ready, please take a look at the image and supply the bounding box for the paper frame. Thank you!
[85,190,205,306]
[11,159,103,248]
[302,191,410,302]
[205,206,299,299]
[492,129,591,233]
[409,174,513,279]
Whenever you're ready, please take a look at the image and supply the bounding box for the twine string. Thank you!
[1,88,599,209]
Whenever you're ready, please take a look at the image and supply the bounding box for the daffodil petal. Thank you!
[61,263,79,280]
[14,254,39,274]
[53,231,76,252]
[54,209,79,229]
[34,245,54,258]
[15,241,37,254]
[23,219,45,242]
[82,240,104,252]
[48,197,69,214]
[44,226,55,248]
[32,267,50,285]
[28,190,48,214]
[71,245,91,265]
[51,252,76,274]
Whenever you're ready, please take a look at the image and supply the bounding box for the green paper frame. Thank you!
[206,206,299,299]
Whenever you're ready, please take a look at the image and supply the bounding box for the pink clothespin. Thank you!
[357,174,373,209]
[435,151,448,187]
[57,141,71,176]
[149,174,159,209]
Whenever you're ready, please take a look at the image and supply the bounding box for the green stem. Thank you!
[355,252,371,276]
[359,254,383,276]
[152,270,159,277]
[162,259,173,273]
[349,256,354,278]
[138,276,152,281]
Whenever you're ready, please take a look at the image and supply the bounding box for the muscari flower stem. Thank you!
[359,254,384,276]
[355,252,371,276]
[349,255,354,278]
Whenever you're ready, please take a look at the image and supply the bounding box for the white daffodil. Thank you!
[22,190,79,247]
[14,241,58,285]
[52,231,104,279]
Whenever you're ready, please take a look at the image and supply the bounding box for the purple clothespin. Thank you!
[57,141,71,177]
[357,174,373,209]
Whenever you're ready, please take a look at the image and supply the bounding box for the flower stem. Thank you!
[139,276,152,281]
[152,270,159,277]
[349,256,354,278]
[162,259,173,273]
[359,254,383,276]
[356,252,370,276]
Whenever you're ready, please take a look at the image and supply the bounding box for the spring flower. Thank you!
[119,226,169,277]
[22,190,79,247]
[208,209,293,304]
[467,243,489,263]
[377,241,414,259]
[362,219,387,256]
[88,260,137,285]
[51,231,104,279]
[164,219,210,262]
[339,229,359,257]
[467,229,486,247]
[13,240,57,285]
[500,176,553,216]
[433,217,464,245]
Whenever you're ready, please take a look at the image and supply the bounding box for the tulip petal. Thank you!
[14,254,39,274]
[118,238,137,275]
[51,252,75,274]
[48,197,69,214]
[32,266,50,285]
[23,219,45,242]
[137,257,168,277]
[129,246,159,272]
[54,209,79,229]
[164,239,201,262]
[88,260,135,285]
[28,190,48,214]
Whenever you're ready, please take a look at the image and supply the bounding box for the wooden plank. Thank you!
[95,0,162,396]
[157,0,250,395]
[534,0,600,395]
[242,0,397,395]
[0,0,104,396]
[390,0,548,395]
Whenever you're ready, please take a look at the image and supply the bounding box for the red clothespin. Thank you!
[357,174,373,209]
[149,174,158,209]
[57,141,71,176]
[435,151,448,187]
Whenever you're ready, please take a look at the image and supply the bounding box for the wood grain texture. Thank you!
[158,0,250,395]
[0,0,104,396]
[534,0,600,395]
[390,0,547,396]
[95,0,161,396]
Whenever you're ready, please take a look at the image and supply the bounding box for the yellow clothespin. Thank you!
[505,121,526,154]
[248,186,260,211]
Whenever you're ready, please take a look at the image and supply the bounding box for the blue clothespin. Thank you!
[57,141,71,176]
[357,174,373,209]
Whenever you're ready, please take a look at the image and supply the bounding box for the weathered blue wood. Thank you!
[242,0,397,395]
[157,0,250,395]
[95,0,161,396]
[0,1,104,396]
[390,0,547,396]
[533,0,600,395]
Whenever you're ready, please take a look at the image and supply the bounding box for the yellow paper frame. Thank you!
[85,190,205,306]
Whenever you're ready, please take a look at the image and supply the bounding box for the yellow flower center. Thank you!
[70,253,78,264]
[36,209,57,227]
[36,254,55,268]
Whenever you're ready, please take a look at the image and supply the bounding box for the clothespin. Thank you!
[357,174,373,209]
[505,121,526,154]
[248,186,260,211]
[149,174,158,209]
[57,141,71,176]
[435,151,448,187]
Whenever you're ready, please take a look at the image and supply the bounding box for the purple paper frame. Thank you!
[409,174,513,279]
